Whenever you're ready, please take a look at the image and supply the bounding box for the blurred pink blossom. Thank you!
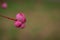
[16,12,26,23]
[14,12,26,28]
[14,21,22,28]
[1,2,7,9]
[14,21,25,28]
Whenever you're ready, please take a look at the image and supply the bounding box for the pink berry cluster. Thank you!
[14,13,26,28]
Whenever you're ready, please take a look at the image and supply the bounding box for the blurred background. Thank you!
[0,0,60,40]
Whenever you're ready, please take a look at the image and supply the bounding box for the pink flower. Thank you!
[14,21,22,28]
[14,21,25,28]
[1,2,7,9]
[14,12,26,28]
[16,12,26,23]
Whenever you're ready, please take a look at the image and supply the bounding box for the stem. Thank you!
[0,14,17,21]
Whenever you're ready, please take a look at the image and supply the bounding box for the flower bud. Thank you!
[16,12,26,23]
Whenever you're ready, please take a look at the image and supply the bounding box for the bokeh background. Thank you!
[0,0,60,40]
